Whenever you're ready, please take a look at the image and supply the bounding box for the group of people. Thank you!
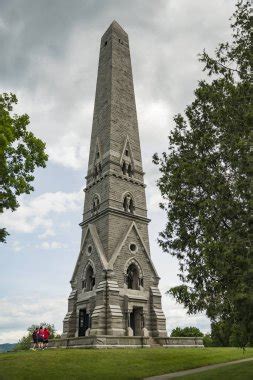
[32,326,50,350]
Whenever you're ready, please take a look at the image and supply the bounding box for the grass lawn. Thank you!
[179,360,253,380]
[0,347,252,380]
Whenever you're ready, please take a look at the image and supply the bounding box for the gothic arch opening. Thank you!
[125,258,143,290]
[127,163,133,177]
[126,263,141,290]
[126,263,139,290]
[93,140,102,179]
[121,161,133,177]
[122,161,127,175]
[85,265,95,291]
[93,163,102,178]
[92,194,100,215]
[123,193,134,213]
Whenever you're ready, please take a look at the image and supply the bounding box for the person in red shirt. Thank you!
[38,326,44,349]
[43,327,50,349]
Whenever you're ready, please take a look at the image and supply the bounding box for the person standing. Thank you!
[38,326,44,349]
[32,327,39,350]
[43,327,50,349]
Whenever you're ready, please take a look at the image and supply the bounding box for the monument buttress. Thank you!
[62,21,167,340]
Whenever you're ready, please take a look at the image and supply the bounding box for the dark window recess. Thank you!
[130,243,137,252]
[127,263,140,290]
[86,265,95,291]
[93,162,102,178]
[104,41,107,46]
[92,196,100,214]
[122,161,127,175]
[96,151,100,159]
[122,161,133,177]
[87,245,92,254]
[127,164,132,177]
[78,309,90,337]
[123,195,134,213]
[125,149,129,156]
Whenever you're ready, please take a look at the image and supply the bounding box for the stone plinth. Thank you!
[47,336,203,349]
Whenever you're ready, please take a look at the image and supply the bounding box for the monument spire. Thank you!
[87,19,143,184]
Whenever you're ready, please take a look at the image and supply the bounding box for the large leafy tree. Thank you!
[0,93,48,242]
[153,1,252,346]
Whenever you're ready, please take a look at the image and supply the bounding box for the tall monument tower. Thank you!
[63,21,167,342]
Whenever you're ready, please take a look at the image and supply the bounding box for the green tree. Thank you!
[15,323,59,351]
[211,320,232,347]
[0,93,48,242]
[171,326,203,337]
[202,334,213,347]
[153,1,252,348]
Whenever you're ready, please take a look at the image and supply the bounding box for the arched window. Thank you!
[122,161,127,175]
[127,164,132,177]
[126,263,140,290]
[93,162,102,178]
[122,161,133,177]
[123,194,134,213]
[92,195,100,215]
[85,265,95,291]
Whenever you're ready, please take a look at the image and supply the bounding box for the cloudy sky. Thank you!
[0,0,235,343]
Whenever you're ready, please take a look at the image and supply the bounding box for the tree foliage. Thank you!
[170,326,203,337]
[0,93,48,242]
[202,334,213,347]
[153,1,252,347]
[211,320,232,347]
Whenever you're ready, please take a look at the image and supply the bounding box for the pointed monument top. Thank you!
[110,20,125,30]
[103,20,128,38]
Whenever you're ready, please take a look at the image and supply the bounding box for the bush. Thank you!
[203,334,213,347]
[170,327,204,337]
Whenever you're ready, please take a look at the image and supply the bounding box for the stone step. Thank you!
[148,337,161,347]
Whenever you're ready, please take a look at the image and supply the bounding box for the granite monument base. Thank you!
[47,336,204,349]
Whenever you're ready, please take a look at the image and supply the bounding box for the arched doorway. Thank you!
[78,309,90,336]
[130,307,143,336]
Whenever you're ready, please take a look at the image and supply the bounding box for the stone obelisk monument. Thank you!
[61,21,167,345]
[46,21,204,349]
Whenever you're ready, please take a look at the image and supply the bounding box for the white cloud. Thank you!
[0,330,27,344]
[1,0,234,175]
[40,241,68,250]
[147,188,164,213]
[164,300,210,335]
[0,190,83,236]
[11,241,23,252]
[38,229,55,239]
[0,0,234,343]
[0,296,65,344]
[47,132,88,170]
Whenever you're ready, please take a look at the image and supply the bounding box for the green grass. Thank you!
[0,348,252,380]
[179,360,253,380]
